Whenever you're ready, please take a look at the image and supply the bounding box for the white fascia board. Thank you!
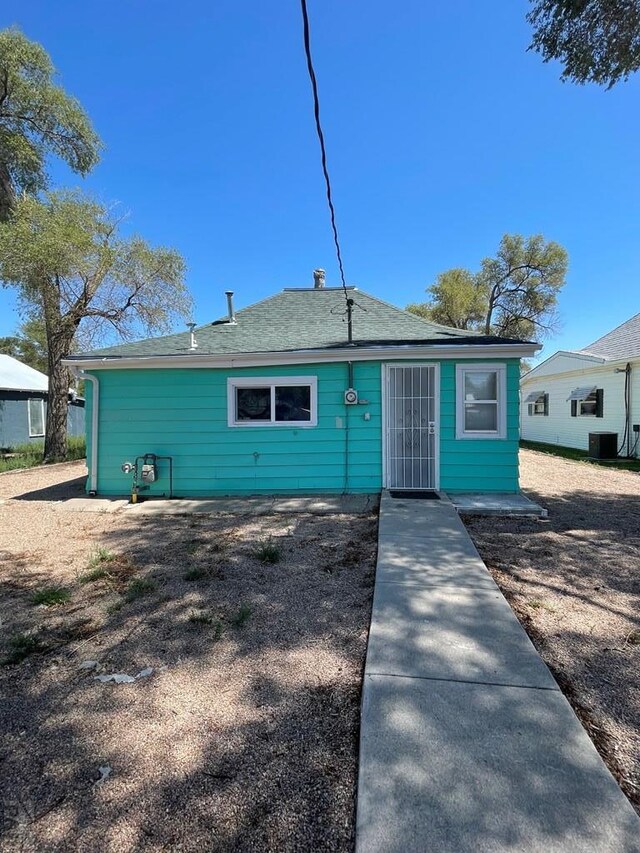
[63,342,539,371]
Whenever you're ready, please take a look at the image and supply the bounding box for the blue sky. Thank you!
[2,0,639,361]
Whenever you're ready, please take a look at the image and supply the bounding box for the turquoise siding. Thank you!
[85,358,520,496]
[439,360,520,493]
[87,362,382,496]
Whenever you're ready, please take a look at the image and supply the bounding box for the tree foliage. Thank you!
[407,269,487,330]
[408,234,568,341]
[0,191,192,460]
[0,28,101,219]
[0,318,48,373]
[528,0,640,87]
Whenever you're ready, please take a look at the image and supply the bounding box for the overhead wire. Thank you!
[299,0,349,306]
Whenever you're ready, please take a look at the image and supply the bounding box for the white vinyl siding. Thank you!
[521,360,640,453]
[523,351,604,379]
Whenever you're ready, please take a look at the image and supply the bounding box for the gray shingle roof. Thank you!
[580,312,640,360]
[67,287,528,360]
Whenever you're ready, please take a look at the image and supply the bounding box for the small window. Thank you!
[28,398,45,437]
[456,364,507,439]
[228,377,317,427]
[579,390,602,417]
[570,388,603,418]
[529,394,548,416]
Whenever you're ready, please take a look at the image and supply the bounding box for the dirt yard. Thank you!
[465,448,640,814]
[0,463,377,852]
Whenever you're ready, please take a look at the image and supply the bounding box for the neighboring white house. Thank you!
[520,313,640,457]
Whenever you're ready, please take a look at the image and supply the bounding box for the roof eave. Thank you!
[64,341,540,371]
[0,385,49,393]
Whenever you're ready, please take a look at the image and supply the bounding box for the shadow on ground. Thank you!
[9,476,87,502]
[465,487,640,817]
[0,497,377,852]
[3,469,639,851]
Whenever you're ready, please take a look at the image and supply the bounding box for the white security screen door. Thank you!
[385,365,438,490]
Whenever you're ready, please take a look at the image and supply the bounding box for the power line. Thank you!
[299,0,349,301]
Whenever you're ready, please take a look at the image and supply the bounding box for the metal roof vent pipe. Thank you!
[187,323,198,350]
[313,268,325,289]
[225,290,237,324]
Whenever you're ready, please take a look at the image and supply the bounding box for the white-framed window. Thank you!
[227,376,318,427]
[28,398,45,437]
[526,393,548,416]
[568,386,603,418]
[455,364,507,439]
[579,390,598,417]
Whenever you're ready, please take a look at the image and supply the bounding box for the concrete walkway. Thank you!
[356,492,640,853]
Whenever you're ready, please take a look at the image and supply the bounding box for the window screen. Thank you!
[275,385,311,421]
[28,398,45,436]
[456,364,506,439]
[463,370,499,432]
[236,387,271,421]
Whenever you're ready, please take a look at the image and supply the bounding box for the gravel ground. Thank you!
[464,449,640,814]
[0,463,377,852]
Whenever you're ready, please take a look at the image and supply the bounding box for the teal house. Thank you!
[65,276,539,498]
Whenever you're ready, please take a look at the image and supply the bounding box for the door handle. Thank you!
[428,421,436,435]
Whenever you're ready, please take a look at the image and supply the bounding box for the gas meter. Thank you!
[140,454,157,484]
[120,453,174,502]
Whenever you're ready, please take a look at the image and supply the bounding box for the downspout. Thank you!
[626,363,632,457]
[76,369,99,495]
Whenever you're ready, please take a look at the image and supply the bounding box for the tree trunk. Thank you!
[43,294,75,463]
[44,334,73,462]
[0,161,16,222]
[484,286,498,335]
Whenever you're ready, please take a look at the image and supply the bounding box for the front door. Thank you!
[384,364,438,490]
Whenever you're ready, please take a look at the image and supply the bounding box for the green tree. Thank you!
[408,234,568,340]
[527,0,640,87]
[0,318,48,373]
[0,28,101,219]
[407,269,487,330]
[0,190,192,461]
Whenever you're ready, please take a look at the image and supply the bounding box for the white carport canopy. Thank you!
[567,386,597,401]
[523,390,545,403]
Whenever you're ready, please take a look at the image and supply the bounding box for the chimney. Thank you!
[187,322,198,350]
[225,290,237,324]
[313,268,326,289]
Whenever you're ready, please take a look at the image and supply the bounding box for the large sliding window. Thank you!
[455,364,507,439]
[227,377,317,427]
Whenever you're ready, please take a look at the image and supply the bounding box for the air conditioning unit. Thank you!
[344,388,358,405]
[588,431,617,460]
